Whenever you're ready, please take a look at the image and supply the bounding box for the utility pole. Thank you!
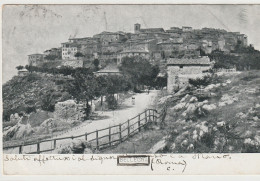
[104,12,108,31]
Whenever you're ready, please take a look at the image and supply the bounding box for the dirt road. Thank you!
[5,90,158,153]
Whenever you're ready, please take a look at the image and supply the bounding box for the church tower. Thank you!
[134,23,141,33]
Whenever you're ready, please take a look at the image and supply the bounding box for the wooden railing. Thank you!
[3,108,165,154]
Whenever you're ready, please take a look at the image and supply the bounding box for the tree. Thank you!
[40,91,56,112]
[44,55,58,60]
[66,70,97,119]
[119,56,160,90]
[16,65,24,70]
[74,52,84,59]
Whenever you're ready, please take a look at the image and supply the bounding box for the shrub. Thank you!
[189,75,212,88]
[106,94,118,110]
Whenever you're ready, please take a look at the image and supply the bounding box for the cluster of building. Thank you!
[27,23,248,67]
[26,24,248,92]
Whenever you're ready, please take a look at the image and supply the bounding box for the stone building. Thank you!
[134,23,165,34]
[18,69,29,76]
[43,48,62,59]
[117,50,150,64]
[182,26,192,32]
[28,53,44,66]
[61,42,81,60]
[157,41,184,58]
[93,31,126,43]
[167,56,212,93]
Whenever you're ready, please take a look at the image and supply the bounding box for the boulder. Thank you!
[187,144,194,150]
[255,104,260,108]
[202,104,217,111]
[54,99,85,123]
[226,79,231,84]
[40,118,54,128]
[218,102,226,107]
[204,84,215,91]
[222,83,227,86]
[186,104,197,114]
[192,130,198,141]
[180,94,190,103]
[241,130,253,138]
[189,96,198,103]
[172,102,186,111]
[148,137,167,153]
[236,112,247,119]
[4,123,34,140]
[217,121,225,127]
[181,140,188,147]
[158,95,173,105]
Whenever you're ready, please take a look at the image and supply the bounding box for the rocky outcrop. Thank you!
[3,122,34,140]
[54,100,85,123]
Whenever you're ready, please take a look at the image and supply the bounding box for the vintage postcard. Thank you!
[1,1,260,176]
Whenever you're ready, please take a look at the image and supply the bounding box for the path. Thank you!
[6,90,158,153]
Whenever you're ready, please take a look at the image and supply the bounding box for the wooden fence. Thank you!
[3,108,164,154]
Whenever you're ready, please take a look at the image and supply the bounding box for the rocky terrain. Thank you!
[155,70,260,153]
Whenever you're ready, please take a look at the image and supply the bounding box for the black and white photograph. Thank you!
[2,3,260,173]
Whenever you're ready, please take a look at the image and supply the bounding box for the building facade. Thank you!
[61,42,80,60]
[117,50,150,64]
[28,54,44,66]
[167,56,212,93]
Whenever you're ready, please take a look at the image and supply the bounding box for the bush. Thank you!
[189,75,212,88]
[106,94,118,110]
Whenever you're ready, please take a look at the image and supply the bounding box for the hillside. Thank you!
[101,71,260,153]
[3,73,72,122]
[161,70,260,153]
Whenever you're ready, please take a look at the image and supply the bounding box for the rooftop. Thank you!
[120,49,149,54]
[28,53,44,56]
[167,56,211,65]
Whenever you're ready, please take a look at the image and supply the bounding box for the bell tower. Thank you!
[134,23,141,33]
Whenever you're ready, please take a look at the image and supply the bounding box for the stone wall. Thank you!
[61,60,84,68]
[167,65,211,93]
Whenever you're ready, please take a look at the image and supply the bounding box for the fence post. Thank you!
[138,114,141,132]
[145,110,147,123]
[96,130,99,150]
[37,142,40,154]
[149,109,151,121]
[19,145,23,154]
[119,124,122,142]
[54,139,56,149]
[109,127,111,146]
[85,132,88,141]
[127,119,130,137]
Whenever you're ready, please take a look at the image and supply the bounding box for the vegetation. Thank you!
[16,65,24,70]
[93,59,100,70]
[4,56,164,125]
[106,94,118,110]
[44,55,59,60]
[188,74,219,88]
[74,52,84,58]
[208,45,260,70]
[119,56,160,90]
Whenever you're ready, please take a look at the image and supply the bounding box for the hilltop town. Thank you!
[27,23,248,68]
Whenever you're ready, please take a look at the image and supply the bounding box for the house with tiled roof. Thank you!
[167,56,213,92]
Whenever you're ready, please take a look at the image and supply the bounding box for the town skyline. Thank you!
[3,4,260,83]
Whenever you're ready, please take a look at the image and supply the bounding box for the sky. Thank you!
[2,4,260,83]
